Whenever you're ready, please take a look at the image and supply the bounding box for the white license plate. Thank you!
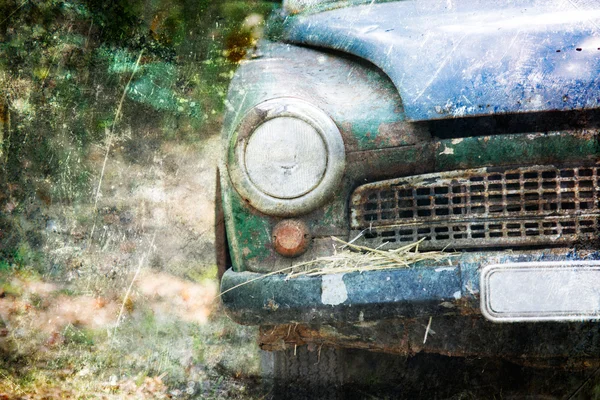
[481,261,600,322]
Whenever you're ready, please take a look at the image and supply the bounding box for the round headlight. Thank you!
[245,117,327,199]
[228,98,345,216]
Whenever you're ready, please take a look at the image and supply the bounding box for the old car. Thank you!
[215,0,600,397]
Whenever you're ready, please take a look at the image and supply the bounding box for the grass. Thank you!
[0,1,276,397]
[0,134,263,399]
[0,273,262,399]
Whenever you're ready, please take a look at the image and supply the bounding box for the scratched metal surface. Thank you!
[280,0,600,121]
[220,249,600,325]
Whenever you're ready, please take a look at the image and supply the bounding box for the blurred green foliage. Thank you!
[0,0,277,262]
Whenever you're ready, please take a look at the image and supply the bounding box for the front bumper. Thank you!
[220,251,600,326]
[221,262,471,325]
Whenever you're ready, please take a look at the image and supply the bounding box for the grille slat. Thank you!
[350,165,600,250]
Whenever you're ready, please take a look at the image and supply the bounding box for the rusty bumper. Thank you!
[221,250,600,326]
[220,260,478,326]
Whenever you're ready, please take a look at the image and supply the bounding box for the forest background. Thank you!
[0,0,274,398]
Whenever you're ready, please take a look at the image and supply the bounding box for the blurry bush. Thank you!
[0,0,276,263]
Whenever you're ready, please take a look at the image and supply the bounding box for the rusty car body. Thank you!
[215,0,600,394]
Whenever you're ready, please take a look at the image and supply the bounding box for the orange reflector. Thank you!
[272,220,310,257]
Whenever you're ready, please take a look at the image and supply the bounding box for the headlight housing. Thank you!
[228,98,345,216]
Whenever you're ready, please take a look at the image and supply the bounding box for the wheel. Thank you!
[262,345,345,400]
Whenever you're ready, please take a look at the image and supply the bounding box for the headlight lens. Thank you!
[228,98,345,216]
[245,117,327,199]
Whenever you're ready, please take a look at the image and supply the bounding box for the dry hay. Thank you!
[285,236,453,278]
[219,236,456,297]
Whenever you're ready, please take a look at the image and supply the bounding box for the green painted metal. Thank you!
[220,42,412,272]
[436,132,600,171]
[228,189,273,263]
[220,171,274,272]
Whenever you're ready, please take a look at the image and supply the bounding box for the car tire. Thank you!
[261,346,345,400]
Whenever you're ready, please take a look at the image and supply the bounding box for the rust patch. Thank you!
[337,121,359,151]
[260,316,600,362]
[340,121,431,153]
[259,323,412,355]
[346,142,436,184]
[376,121,430,147]
[264,298,280,311]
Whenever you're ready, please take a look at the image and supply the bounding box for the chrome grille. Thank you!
[350,165,600,250]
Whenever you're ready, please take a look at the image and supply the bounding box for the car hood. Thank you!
[280,0,600,121]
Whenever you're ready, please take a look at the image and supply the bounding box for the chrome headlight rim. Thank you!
[228,97,345,216]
